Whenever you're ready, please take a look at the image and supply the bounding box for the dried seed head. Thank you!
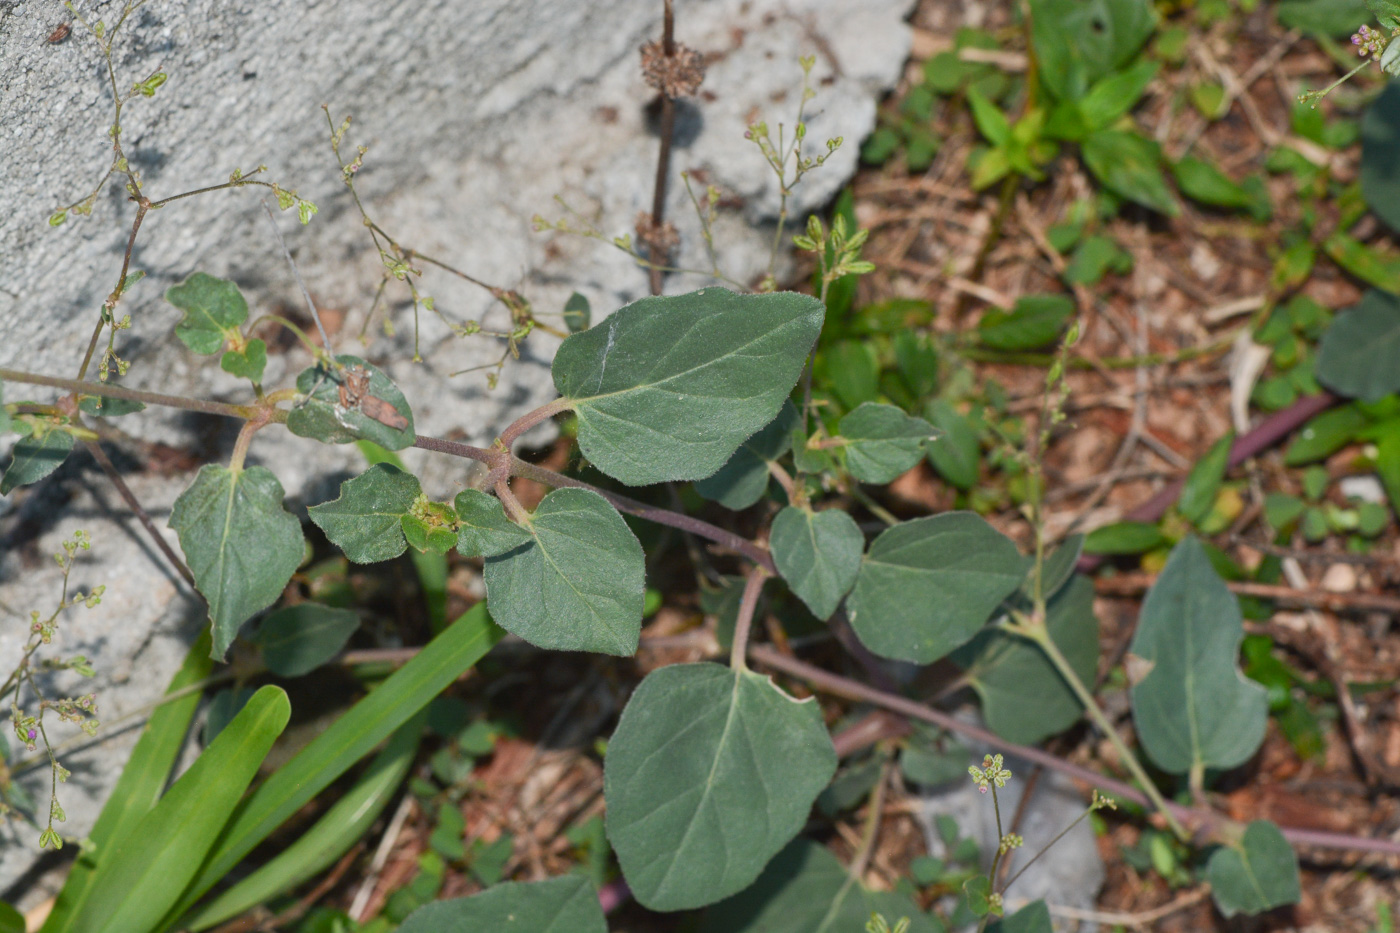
[640,39,706,98]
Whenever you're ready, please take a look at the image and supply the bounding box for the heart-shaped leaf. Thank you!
[398,876,606,933]
[309,463,422,564]
[480,488,644,656]
[694,401,800,509]
[553,289,824,485]
[1,424,74,494]
[1315,290,1400,402]
[253,603,359,677]
[166,273,248,355]
[220,339,267,383]
[286,355,414,451]
[170,465,305,660]
[1206,820,1301,918]
[953,575,1100,744]
[838,402,936,483]
[846,512,1027,664]
[1129,536,1268,774]
[701,839,941,933]
[770,506,864,619]
[605,663,836,911]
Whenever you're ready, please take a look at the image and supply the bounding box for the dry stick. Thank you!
[750,645,1400,859]
[81,438,195,589]
[1076,391,1339,573]
[647,0,678,296]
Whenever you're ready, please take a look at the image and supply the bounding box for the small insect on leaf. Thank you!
[47,22,71,43]
[337,365,409,431]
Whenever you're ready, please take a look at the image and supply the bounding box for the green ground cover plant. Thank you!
[4,0,1400,929]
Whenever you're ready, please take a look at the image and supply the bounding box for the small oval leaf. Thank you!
[769,506,864,620]
[1,425,74,494]
[837,402,936,484]
[1206,820,1301,918]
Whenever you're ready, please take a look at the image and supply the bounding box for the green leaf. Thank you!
[968,88,1012,145]
[846,512,1027,664]
[924,399,980,490]
[964,875,995,917]
[286,355,415,451]
[253,603,359,677]
[838,402,936,483]
[0,903,22,933]
[169,465,305,660]
[563,292,592,334]
[481,488,644,656]
[1377,424,1400,514]
[1172,156,1253,210]
[605,663,837,911]
[401,514,458,554]
[453,488,534,557]
[1283,404,1367,465]
[820,340,881,410]
[1179,431,1234,525]
[900,736,969,787]
[1079,59,1159,131]
[701,839,940,933]
[220,339,267,383]
[978,294,1075,350]
[1278,0,1369,38]
[770,506,864,619]
[159,605,503,925]
[1129,536,1268,774]
[308,463,422,564]
[41,631,214,933]
[953,576,1100,744]
[183,714,423,932]
[1316,290,1400,402]
[1064,234,1132,285]
[1,425,74,494]
[1206,821,1301,918]
[1323,232,1400,293]
[398,876,605,933]
[1082,520,1167,555]
[694,401,800,509]
[167,272,249,355]
[1023,533,1083,602]
[1363,82,1400,233]
[987,900,1053,933]
[553,288,824,485]
[67,686,290,933]
[1031,0,1155,101]
[78,394,145,418]
[1082,129,1178,215]
[1369,0,1400,33]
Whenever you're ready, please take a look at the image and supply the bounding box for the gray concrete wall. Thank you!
[0,0,912,903]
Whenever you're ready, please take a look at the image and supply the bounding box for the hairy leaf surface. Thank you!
[254,603,359,677]
[1206,821,1301,917]
[167,272,248,355]
[1129,536,1268,773]
[170,465,304,660]
[605,663,837,911]
[309,463,421,563]
[694,401,800,509]
[481,488,644,655]
[846,512,1026,663]
[554,289,824,485]
[838,402,935,483]
[399,876,606,933]
[1,425,74,494]
[1315,289,1400,402]
[770,506,863,619]
[286,355,415,450]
